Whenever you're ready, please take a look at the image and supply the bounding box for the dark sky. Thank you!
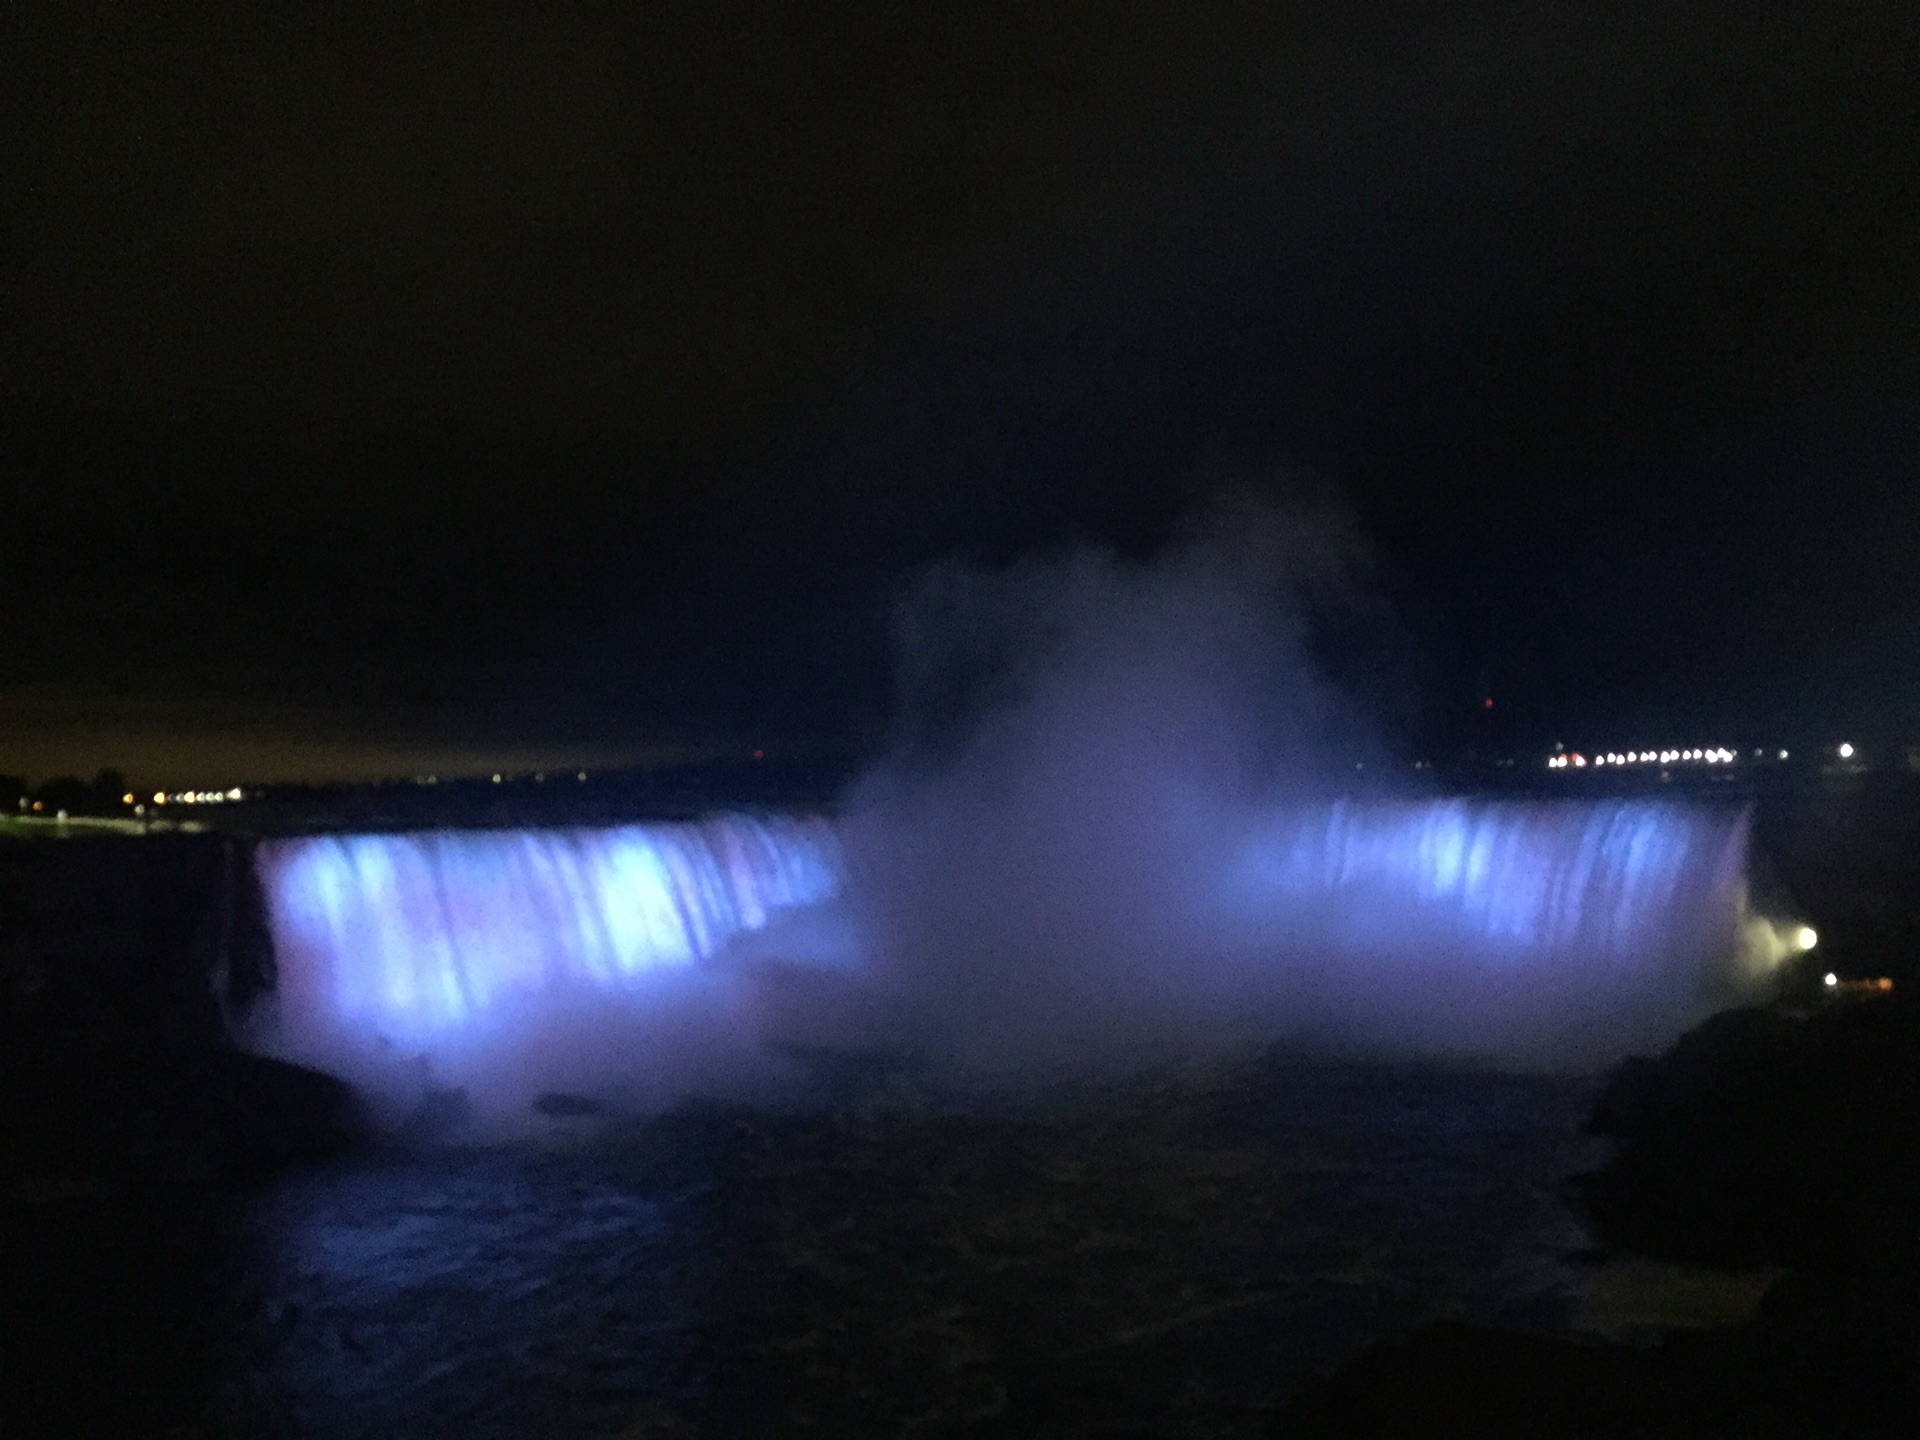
[3,2,1916,781]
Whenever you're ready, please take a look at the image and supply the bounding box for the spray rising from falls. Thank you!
[255,799,1761,1113]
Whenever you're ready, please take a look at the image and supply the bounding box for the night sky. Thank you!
[3,2,1916,783]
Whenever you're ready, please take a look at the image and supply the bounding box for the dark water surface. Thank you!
[179,1058,1594,1438]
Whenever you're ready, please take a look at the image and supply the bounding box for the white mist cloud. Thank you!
[827,493,1385,1076]
[820,493,1751,1083]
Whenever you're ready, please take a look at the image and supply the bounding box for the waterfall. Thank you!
[1237,799,1748,964]
[1216,800,1753,1066]
[259,816,843,1051]
[253,799,1760,1106]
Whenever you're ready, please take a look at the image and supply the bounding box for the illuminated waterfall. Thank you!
[255,799,1755,1101]
[1213,799,1753,1067]
[260,816,843,1049]
[1238,800,1747,963]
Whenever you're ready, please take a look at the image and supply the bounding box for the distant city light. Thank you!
[576,771,587,781]
[146,788,245,807]
[1838,742,1855,759]
[1824,972,1839,988]
[1546,744,1741,772]
[492,774,503,784]
[122,792,134,804]
[1796,926,1818,951]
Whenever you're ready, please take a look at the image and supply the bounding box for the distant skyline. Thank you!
[4,3,1915,779]
[0,671,1893,790]
[0,681,681,787]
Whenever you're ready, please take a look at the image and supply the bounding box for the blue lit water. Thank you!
[223,799,1750,1433]
[243,1149,701,1436]
[230,1059,1597,1438]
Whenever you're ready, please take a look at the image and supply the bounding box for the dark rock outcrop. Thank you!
[1,834,368,1191]
[1576,998,1920,1273]
[1282,992,1920,1436]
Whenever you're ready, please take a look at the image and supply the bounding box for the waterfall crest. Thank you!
[260,816,842,1049]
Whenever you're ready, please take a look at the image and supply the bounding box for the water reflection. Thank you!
[246,1150,701,1438]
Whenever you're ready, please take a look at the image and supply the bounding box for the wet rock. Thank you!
[216,1051,371,1178]
[1584,1008,1797,1142]
[534,1091,606,1117]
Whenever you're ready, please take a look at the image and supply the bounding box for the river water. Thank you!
[210,1056,1596,1438]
